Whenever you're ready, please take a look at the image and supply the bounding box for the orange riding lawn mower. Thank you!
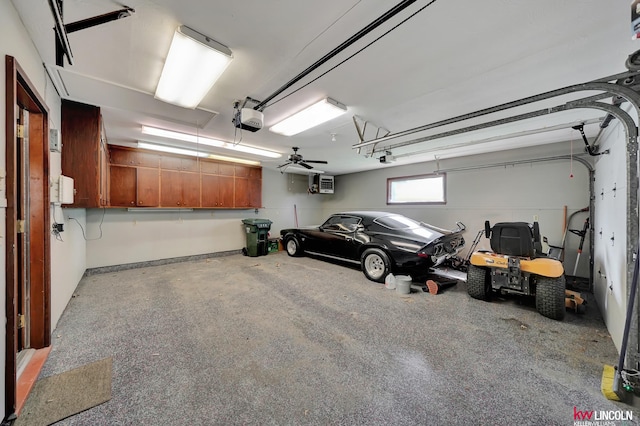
[466,220,586,321]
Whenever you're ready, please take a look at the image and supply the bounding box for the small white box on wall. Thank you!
[51,175,74,205]
[59,175,74,204]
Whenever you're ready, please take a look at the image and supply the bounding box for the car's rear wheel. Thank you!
[467,264,491,300]
[361,248,391,283]
[535,275,565,320]
[285,236,303,257]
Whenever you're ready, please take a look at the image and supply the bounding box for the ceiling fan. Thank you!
[277,147,328,170]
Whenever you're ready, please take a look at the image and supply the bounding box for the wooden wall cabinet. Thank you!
[109,165,160,207]
[121,153,262,209]
[160,170,200,207]
[234,165,262,208]
[61,100,110,207]
[201,174,234,207]
[110,148,160,168]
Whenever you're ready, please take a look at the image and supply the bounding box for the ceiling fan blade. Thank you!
[304,160,328,164]
[299,162,314,169]
[277,161,292,169]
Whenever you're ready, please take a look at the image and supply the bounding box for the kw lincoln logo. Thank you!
[573,406,634,425]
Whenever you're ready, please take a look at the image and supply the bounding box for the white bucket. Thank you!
[395,275,412,294]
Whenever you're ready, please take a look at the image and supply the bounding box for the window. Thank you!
[387,173,446,205]
[321,215,361,232]
[374,214,420,230]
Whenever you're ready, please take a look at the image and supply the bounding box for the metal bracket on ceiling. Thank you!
[572,123,610,156]
[352,115,390,158]
[49,0,135,67]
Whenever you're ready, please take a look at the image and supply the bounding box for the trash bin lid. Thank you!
[242,218,273,228]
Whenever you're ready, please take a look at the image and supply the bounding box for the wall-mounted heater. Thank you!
[309,174,334,194]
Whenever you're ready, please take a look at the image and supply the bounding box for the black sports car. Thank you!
[280,211,466,282]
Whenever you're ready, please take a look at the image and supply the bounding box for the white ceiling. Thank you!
[11,0,639,175]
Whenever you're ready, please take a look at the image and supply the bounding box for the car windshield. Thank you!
[373,214,421,230]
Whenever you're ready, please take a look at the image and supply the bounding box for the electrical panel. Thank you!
[49,128,61,152]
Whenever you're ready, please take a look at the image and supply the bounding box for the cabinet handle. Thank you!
[138,201,142,204]
[130,201,134,205]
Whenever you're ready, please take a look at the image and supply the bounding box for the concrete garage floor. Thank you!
[41,252,633,425]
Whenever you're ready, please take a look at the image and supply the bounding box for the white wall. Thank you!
[592,113,634,351]
[85,168,325,268]
[1,1,88,419]
[322,142,591,277]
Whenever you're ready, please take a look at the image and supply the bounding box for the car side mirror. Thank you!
[455,221,466,232]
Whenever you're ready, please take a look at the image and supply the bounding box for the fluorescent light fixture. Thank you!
[269,98,347,136]
[155,25,233,109]
[141,126,281,159]
[282,165,325,175]
[137,142,261,166]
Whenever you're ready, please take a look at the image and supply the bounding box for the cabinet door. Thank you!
[219,163,235,176]
[161,170,183,206]
[200,160,220,175]
[234,178,250,207]
[202,175,234,207]
[110,166,136,207]
[61,100,101,207]
[161,156,198,171]
[161,170,200,207]
[235,165,251,178]
[110,147,160,167]
[248,178,262,208]
[136,168,159,207]
[218,176,234,207]
[99,140,110,206]
[201,174,220,207]
[181,172,200,206]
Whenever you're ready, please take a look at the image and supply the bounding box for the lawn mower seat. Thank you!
[489,222,535,258]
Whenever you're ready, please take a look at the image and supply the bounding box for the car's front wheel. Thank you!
[361,248,391,283]
[285,236,303,257]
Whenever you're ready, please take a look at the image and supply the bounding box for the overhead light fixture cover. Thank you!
[140,126,281,158]
[155,25,233,109]
[269,97,347,136]
[136,142,261,166]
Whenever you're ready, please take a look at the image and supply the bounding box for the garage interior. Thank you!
[2,0,640,424]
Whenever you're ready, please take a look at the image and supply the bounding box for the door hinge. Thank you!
[16,124,25,138]
[17,314,25,329]
[16,220,25,234]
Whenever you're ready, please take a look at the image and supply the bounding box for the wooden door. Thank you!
[16,107,30,352]
[6,56,51,417]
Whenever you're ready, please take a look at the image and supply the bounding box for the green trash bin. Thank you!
[242,219,273,257]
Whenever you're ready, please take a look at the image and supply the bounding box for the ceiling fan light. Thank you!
[269,97,347,136]
[155,26,233,109]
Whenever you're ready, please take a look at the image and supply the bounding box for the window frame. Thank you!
[386,173,446,205]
